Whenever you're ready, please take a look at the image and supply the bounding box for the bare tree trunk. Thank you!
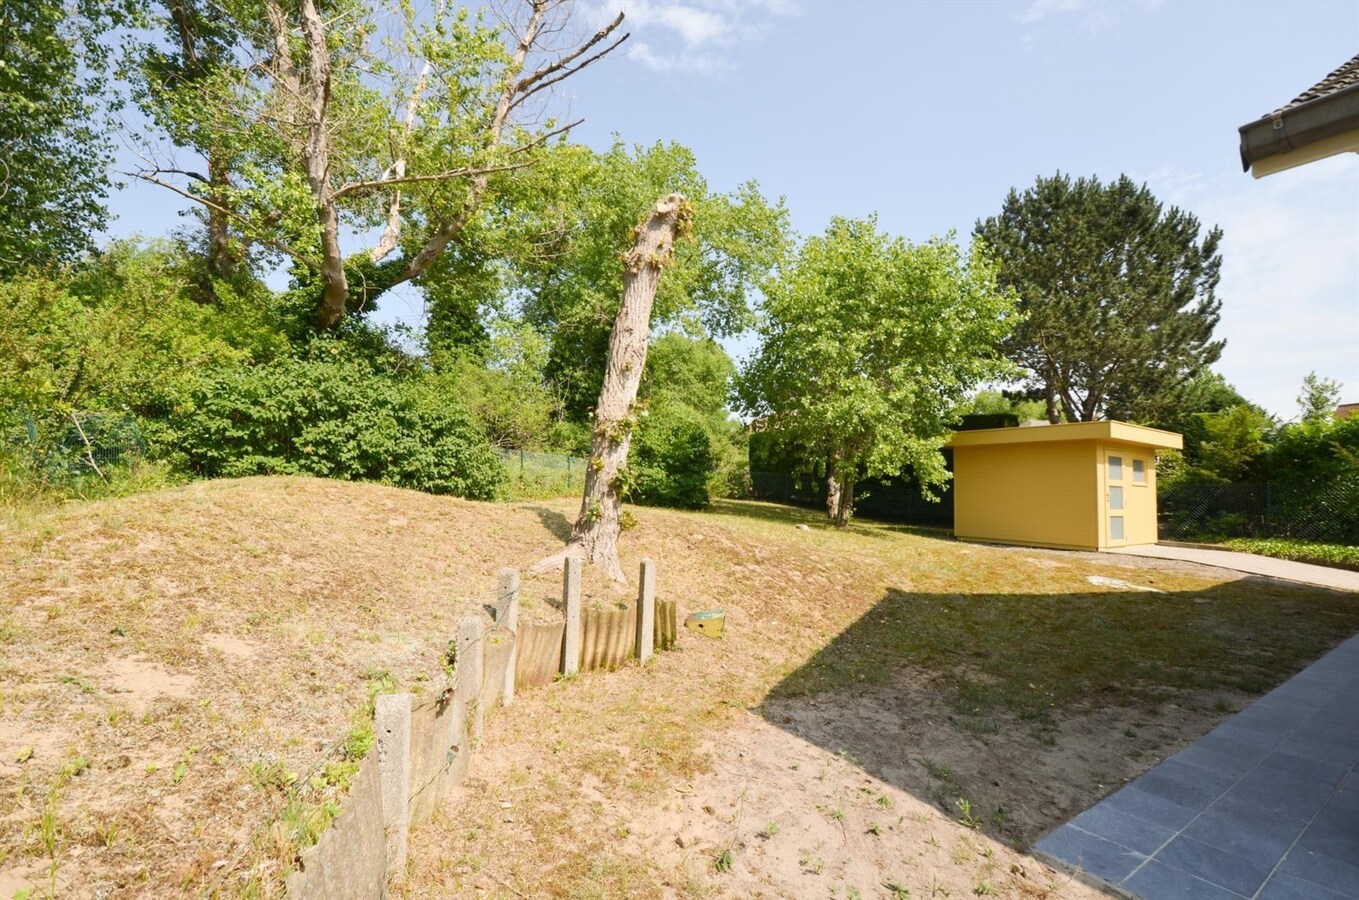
[826,450,854,527]
[1043,361,1061,424]
[298,0,348,330]
[206,152,233,282]
[532,193,690,581]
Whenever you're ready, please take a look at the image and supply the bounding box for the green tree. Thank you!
[974,173,1224,423]
[1190,405,1275,483]
[132,0,246,288]
[637,332,748,502]
[1297,371,1342,424]
[131,0,628,330]
[511,140,789,419]
[1114,370,1255,434]
[0,0,129,274]
[738,217,1016,526]
[432,317,563,450]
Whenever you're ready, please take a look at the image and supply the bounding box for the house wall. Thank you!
[953,441,1100,550]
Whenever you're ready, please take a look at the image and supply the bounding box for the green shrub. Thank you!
[627,399,715,509]
[172,348,505,499]
[1223,538,1359,570]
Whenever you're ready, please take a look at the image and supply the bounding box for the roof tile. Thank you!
[1279,54,1359,112]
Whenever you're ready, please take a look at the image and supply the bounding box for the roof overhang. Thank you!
[946,420,1183,451]
[1239,81,1359,178]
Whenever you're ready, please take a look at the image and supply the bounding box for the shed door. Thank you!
[1104,450,1128,547]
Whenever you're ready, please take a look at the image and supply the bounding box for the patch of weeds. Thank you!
[1212,697,1237,714]
[989,805,1012,832]
[15,745,34,763]
[883,880,911,898]
[929,874,950,896]
[954,714,999,736]
[712,848,733,873]
[172,746,198,786]
[866,822,883,836]
[920,758,965,811]
[974,881,995,896]
[249,760,297,793]
[955,799,982,830]
[757,821,779,839]
[799,854,825,875]
[32,755,88,892]
[817,804,845,822]
[57,674,95,694]
[846,887,863,900]
[95,817,120,848]
[363,669,397,712]
[876,793,894,809]
[342,723,374,763]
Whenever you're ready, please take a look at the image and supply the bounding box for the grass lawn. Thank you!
[2,480,1356,898]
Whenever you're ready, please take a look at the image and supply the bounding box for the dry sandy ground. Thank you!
[398,503,1355,899]
[5,480,1356,898]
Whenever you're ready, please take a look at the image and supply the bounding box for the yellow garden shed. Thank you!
[947,421,1183,551]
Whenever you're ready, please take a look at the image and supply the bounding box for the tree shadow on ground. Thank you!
[758,578,1359,848]
[526,504,573,541]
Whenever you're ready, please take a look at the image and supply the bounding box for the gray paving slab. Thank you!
[1105,545,1359,591]
[1035,632,1359,900]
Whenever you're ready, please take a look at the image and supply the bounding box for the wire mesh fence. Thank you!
[1158,476,1359,545]
[7,412,147,485]
[499,448,588,499]
[750,471,954,527]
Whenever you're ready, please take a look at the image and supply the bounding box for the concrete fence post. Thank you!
[375,692,412,876]
[499,568,520,706]
[496,567,520,625]
[636,557,656,664]
[456,616,485,743]
[562,555,582,677]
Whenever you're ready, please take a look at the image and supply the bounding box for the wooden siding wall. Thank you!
[953,441,1099,550]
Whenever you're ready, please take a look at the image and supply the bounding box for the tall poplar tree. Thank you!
[974,174,1224,424]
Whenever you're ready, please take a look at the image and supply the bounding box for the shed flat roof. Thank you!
[947,420,1183,450]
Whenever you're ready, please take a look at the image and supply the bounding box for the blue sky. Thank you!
[105,0,1359,419]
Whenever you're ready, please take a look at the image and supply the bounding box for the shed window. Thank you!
[1108,456,1123,480]
[1133,459,1146,484]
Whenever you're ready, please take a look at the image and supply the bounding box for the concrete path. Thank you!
[1107,544,1359,592]
[1036,632,1359,899]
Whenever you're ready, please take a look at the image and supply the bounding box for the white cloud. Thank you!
[617,1,729,46]
[1143,157,1359,418]
[1019,0,1089,25]
[1018,0,1163,34]
[627,40,724,75]
[595,0,794,77]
